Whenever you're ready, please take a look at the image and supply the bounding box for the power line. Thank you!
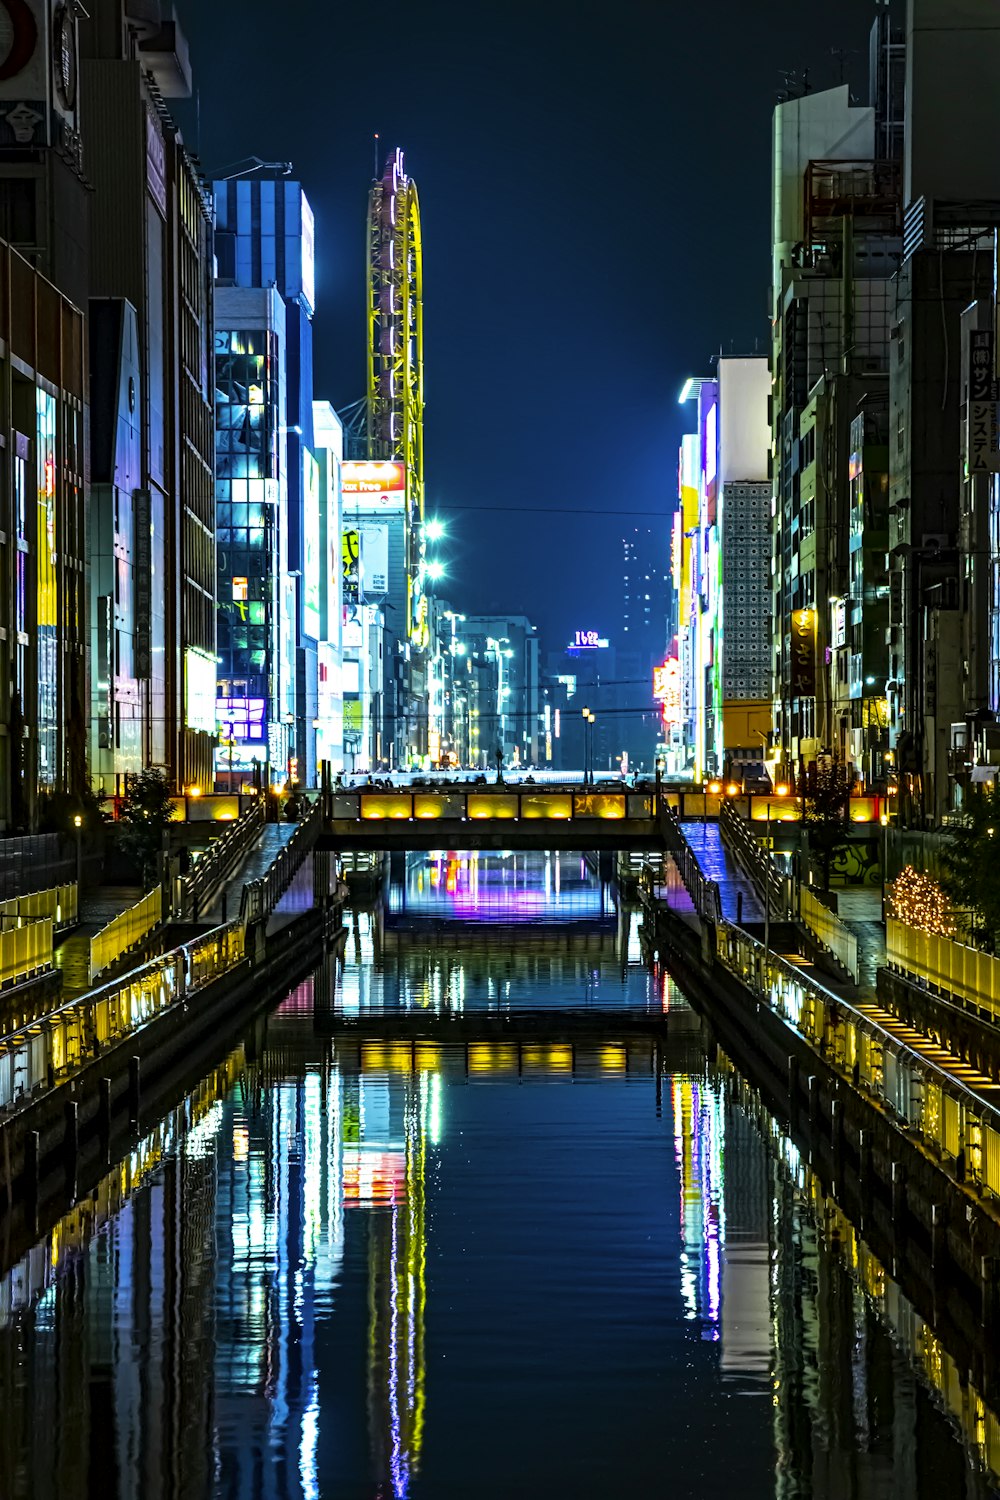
[434,502,675,518]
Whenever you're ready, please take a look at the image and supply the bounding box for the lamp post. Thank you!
[582,706,590,784]
[764,801,771,956]
[73,813,83,893]
[880,811,890,921]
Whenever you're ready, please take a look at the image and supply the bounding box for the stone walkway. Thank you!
[200,823,299,925]
[680,822,766,923]
[54,887,143,1001]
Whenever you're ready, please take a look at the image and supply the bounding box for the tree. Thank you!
[117,768,176,887]
[803,762,854,892]
[941,783,1000,950]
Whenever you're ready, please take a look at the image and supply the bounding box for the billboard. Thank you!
[653,657,682,725]
[184,647,217,734]
[790,608,816,697]
[342,529,360,602]
[303,450,321,638]
[361,524,389,598]
[341,460,406,511]
[569,630,609,649]
[301,194,316,316]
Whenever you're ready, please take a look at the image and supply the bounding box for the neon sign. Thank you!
[571,631,609,649]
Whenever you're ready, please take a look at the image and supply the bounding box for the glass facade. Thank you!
[214,329,281,781]
[35,389,57,787]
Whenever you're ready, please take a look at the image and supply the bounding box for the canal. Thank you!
[0,851,997,1499]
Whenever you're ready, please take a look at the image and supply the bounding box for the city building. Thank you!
[213,286,294,790]
[312,401,344,773]
[769,68,901,791]
[213,176,325,785]
[458,615,540,770]
[622,526,671,767]
[676,357,771,782]
[82,0,217,796]
[0,242,86,830]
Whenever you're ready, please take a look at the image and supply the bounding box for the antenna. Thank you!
[373,131,380,180]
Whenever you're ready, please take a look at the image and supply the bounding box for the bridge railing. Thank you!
[800,887,860,982]
[326,788,655,824]
[654,795,723,924]
[0,919,248,1116]
[715,918,1000,1201]
[0,919,54,992]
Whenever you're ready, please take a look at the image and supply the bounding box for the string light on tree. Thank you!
[886,865,954,936]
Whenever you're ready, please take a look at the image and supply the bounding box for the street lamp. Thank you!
[73,813,83,892]
[880,811,890,920]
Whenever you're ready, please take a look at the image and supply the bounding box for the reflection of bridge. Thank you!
[315,1004,701,1045]
[321,786,664,851]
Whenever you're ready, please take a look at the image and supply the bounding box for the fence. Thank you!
[0,919,53,991]
[0,919,247,1114]
[886,918,1000,1023]
[0,883,77,933]
[0,835,76,901]
[89,887,163,984]
[715,919,1000,1202]
[800,887,860,982]
[174,801,265,920]
[240,801,322,927]
[654,797,723,923]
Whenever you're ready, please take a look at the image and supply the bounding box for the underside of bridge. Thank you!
[319,819,663,853]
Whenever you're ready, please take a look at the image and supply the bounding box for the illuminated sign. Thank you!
[791,608,817,697]
[570,631,609,650]
[832,598,846,650]
[653,657,681,724]
[184,647,217,734]
[300,194,316,316]
[303,450,321,638]
[342,528,360,601]
[361,524,389,597]
[216,696,266,742]
[342,460,406,511]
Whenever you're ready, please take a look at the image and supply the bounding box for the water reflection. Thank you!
[0,862,999,1496]
[387,850,614,925]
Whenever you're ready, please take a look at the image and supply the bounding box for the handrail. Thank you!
[0,918,247,1116]
[886,918,1000,1023]
[718,798,794,918]
[0,919,53,990]
[654,795,723,924]
[240,800,322,927]
[174,800,265,920]
[715,918,1000,1202]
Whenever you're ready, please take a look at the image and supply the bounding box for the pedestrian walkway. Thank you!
[201,823,299,925]
[680,822,765,923]
[836,889,886,996]
[53,887,142,1002]
[852,995,1000,1106]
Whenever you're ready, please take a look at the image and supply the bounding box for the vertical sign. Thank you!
[790,608,816,697]
[133,488,151,679]
[968,329,998,476]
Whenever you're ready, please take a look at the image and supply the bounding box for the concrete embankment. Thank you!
[651,903,1000,1411]
[0,905,344,1231]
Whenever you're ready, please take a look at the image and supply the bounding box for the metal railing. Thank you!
[0,834,76,901]
[718,798,794,918]
[800,886,860,983]
[174,800,265,920]
[0,919,53,991]
[0,883,77,932]
[240,800,322,927]
[0,919,247,1114]
[327,788,655,825]
[886,919,1000,1024]
[89,887,163,984]
[654,797,723,923]
[716,919,1000,1200]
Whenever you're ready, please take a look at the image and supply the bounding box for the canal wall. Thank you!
[653,905,1000,1410]
[0,905,344,1228]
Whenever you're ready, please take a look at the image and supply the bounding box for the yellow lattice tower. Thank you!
[366,148,426,645]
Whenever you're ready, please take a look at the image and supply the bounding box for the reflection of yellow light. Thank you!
[600,1045,626,1072]
[233,1125,249,1162]
[851,814,870,822]
[215,812,236,821]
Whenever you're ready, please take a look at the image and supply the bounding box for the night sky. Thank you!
[179,0,883,651]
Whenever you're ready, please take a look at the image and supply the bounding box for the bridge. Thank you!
[320,785,665,851]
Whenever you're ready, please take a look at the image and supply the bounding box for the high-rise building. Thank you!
[622,527,671,766]
[214,176,327,785]
[213,287,294,790]
[81,0,217,795]
[769,76,901,786]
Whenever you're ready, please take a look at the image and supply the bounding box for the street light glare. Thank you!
[425,518,445,541]
[426,560,445,580]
